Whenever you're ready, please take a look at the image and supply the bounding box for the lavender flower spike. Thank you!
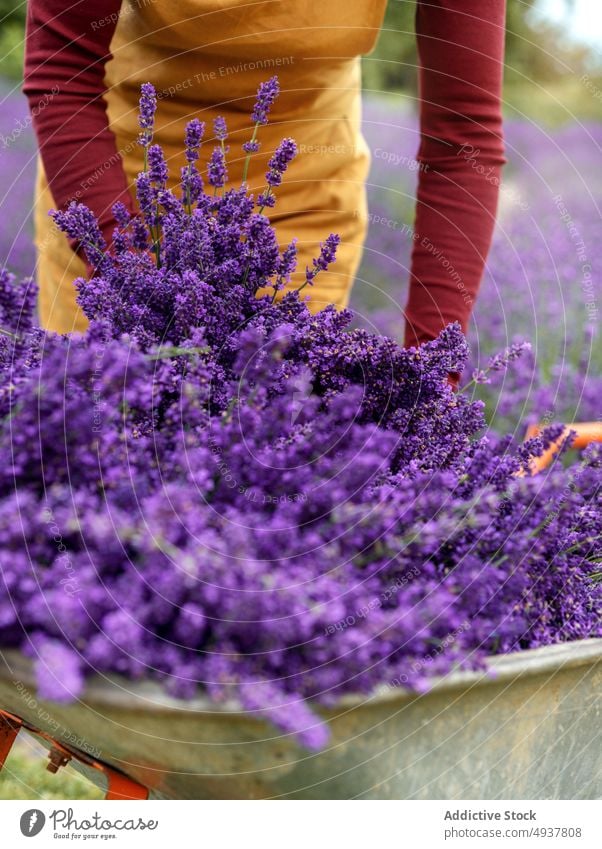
[138,82,157,146]
[184,119,205,162]
[488,342,532,372]
[208,147,227,188]
[266,138,297,188]
[214,116,228,143]
[148,144,168,188]
[50,202,107,268]
[242,77,280,182]
[251,76,280,125]
[304,234,341,286]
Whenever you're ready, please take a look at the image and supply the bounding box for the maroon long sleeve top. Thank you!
[23,0,506,346]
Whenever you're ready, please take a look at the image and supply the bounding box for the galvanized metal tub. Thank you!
[1,640,600,799]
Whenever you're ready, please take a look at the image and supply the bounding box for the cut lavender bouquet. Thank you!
[0,80,599,749]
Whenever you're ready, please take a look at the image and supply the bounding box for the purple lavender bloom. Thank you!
[184,118,205,162]
[50,202,107,269]
[34,639,84,703]
[471,368,489,385]
[213,116,228,142]
[50,202,105,251]
[266,137,297,188]
[138,82,157,146]
[0,269,37,336]
[277,239,298,283]
[207,147,227,188]
[131,217,149,250]
[257,191,276,208]
[251,75,280,125]
[112,201,131,229]
[488,342,532,372]
[148,144,168,187]
[135,172,154,216]
[242,140,260,154]
[305,233,340,285]
[181,122,206,205]
[181,165,204,205]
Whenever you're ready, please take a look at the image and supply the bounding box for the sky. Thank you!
[532,0,602,50]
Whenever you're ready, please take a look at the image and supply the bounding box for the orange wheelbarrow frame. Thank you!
[0,708,148,800]
[523,421,602,474]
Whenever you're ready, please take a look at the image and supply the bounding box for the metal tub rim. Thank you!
[2,637,600,719]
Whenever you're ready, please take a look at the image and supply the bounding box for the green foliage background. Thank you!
[0,740,102,800]
[363,0,601,122]
[0,0,26,81]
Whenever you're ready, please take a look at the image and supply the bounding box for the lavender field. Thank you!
[1,84,599,437]
[0,79,37,281]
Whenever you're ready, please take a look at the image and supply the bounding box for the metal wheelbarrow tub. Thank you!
[1,639,600,799]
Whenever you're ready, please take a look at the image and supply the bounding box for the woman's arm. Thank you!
[23,0,135,247]
[405,0,506,347]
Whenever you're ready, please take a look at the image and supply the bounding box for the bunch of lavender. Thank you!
[0,82,599,749]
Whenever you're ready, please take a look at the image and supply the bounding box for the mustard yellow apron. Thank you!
[35,0,387,333]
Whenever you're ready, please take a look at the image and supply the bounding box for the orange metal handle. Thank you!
[524,421,602,474]
[0,710,22,769]
[0,708,148,800]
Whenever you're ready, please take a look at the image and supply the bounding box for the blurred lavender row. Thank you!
[353,96,601,433]
[0,79,37,281]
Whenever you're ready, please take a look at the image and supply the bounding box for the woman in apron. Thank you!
[24,1,506,346]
